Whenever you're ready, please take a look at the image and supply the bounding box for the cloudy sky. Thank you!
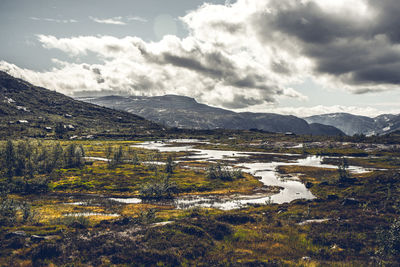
[1,0,400,117]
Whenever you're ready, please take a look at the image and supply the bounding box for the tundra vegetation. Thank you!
[0,131,400,266]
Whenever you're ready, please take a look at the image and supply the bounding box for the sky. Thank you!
[1,0,400,117]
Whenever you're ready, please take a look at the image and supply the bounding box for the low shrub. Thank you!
[0,196,36,226]
[139,174,178,200]
[206,163,243,181]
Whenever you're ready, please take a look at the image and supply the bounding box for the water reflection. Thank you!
[108,140,376,210]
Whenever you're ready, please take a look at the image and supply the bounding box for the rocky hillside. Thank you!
[0,71,162,138]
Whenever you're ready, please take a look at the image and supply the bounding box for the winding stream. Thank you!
[105,140,375,210]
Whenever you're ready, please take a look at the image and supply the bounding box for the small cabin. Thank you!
[17,120,28,124]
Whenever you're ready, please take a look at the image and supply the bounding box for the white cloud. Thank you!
[25,31,308,108]
[36,35,140,57]
[89,16,126,25]
[29,17,78,23]
[127,16,147,23]
[89,15,147,25]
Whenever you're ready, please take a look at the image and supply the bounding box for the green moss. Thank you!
[231,228,260,242]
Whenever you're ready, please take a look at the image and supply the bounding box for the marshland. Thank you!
[1,132,400,266]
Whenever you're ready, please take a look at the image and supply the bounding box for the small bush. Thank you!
[164,155,175,174]
[0,197,18,226]
[64,144,85,169]
[136,208,157,224]
[108,145,124,169]
[131,151,140,165]
[206,163,243,181]
[0,196,37,225]
[139,174,178,200]
[337,157,352,183]
[21,201,35,223]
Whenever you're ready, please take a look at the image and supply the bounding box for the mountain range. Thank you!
[78,95,344,136]
[0,71,161,138]
[305,113,400,136]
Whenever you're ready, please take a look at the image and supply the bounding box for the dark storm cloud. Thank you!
[368,0,400,43]
[229,73,276,93]
[266,1,361,44]
[163,53,224,77]
[351,63,400,85]
[160,49,237,80]
[305,39,400,79]
[257,0,400,89]
[160,50,281,95]
[220,94,265,109]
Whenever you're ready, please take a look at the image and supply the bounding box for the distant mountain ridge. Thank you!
[0,71,161,138]
[305,113,400,136]
[79,95,344,136]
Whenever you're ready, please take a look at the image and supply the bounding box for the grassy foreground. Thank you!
[0,137,400,266]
